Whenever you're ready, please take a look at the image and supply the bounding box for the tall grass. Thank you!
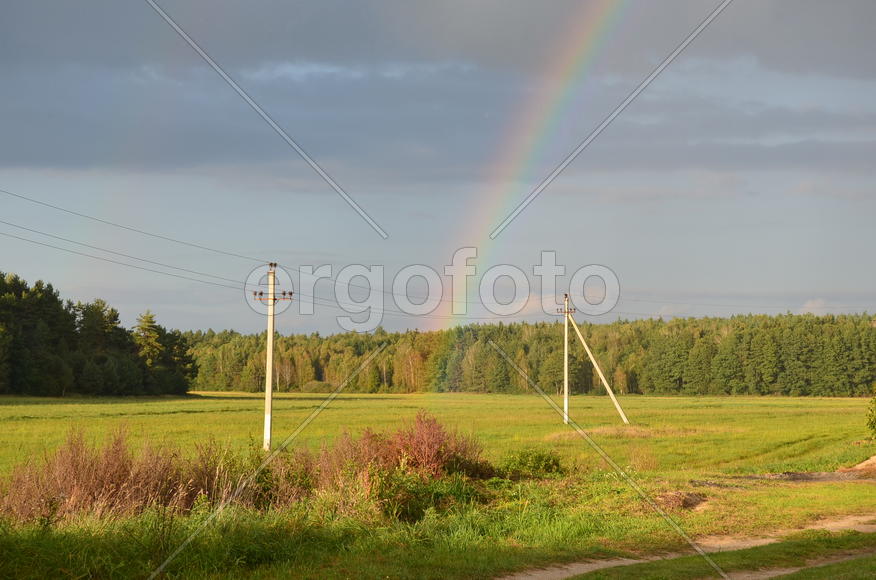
[1,429,244,522]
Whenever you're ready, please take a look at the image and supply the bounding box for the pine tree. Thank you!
[712,331,744,394]
[684,338,716,394]
[134,311,164,368]
[643,331,690,393]
[79,359,104,394]
[751,330,781,394]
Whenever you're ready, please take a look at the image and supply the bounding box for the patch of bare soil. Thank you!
[743,453,876,483]
[801,513,876,534]
[749,471,865,482]
[656,491,707,511]
[497,556,675,580]
[695,513,876,553]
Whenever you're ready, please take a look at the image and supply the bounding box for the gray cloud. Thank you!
[1,1,874,192]
[2,1,875,75]
[3,57,873,180]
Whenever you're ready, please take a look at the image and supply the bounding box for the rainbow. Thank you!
[431,0,627,329]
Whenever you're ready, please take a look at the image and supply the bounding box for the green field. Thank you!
[1,393,875,579]
[2,392,872,476]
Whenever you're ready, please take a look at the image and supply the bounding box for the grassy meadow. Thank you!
[2,392,872,476]
[1,392,874,579]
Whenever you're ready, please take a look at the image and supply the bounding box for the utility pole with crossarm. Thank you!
[252,262,293,450]
[557,294,576,424]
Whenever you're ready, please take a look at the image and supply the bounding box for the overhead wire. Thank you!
[2,188,868,314]
[0,187,265,263]
[0,231,243,292]
[0,219,244,286]
[0,228,560,321]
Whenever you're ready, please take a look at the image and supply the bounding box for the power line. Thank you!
[0,230,244,291]
[0,219,244,286]
[3,188,867,313]
[0,187,598,308]
[0,187,595,308]
[1,187,458,304]
[0,228,539,321]
[4,228,868,322]
[0,187,265,263]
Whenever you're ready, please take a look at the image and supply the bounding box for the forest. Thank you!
[0,273,194,396]
[187,312,876,397]
[3,272,874,397]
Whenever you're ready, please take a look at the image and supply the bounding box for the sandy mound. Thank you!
[841,454,876,476]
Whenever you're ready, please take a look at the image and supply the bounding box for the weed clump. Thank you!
[500,448,563,479]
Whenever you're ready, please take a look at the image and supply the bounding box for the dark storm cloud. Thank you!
[0,0,874,180]
[0,60,516,178]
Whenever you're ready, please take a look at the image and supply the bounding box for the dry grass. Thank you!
[0,429,248,522]
[0,411,490,523]
[627,444,659,472]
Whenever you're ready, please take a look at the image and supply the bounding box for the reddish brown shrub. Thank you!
[391,410,491,478]
[0,429,251,522]
[1,429,190,521]
[0,411,491,523]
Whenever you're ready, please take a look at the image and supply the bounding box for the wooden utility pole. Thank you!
[264,266,275,450]
[558,294,576,424]
[252,262,292,451]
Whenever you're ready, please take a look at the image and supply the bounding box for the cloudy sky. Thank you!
[1,0,874,334]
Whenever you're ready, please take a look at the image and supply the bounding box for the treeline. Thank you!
[3,271,874,397]
[187,313,876,397]
[0,273,195,396]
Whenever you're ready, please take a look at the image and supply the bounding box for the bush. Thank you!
[500,448,564,479]
[378,471,484,522]
[299,411,491,521]
[390,411,492,478]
